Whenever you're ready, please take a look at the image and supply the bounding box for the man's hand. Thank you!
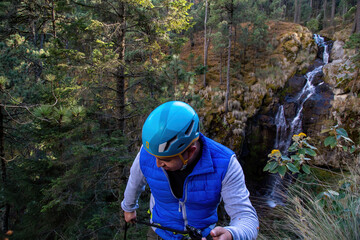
[124,211,137,223]
[209,226,233,240]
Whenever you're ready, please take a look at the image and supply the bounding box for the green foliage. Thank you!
[301,3,312,21]
[0,34,44,104]
[322,125,356,152]
[264,126,359,179]
[344,33,360,67]
[306,18,320,32]
[3,0,359,239]
[260,127,360,240]
[0,2,196,237]
[344,6,357,22]
[189,94,205,109]
[249,11,269,52]
[269,0,285,20]
[264,133,316,177]
[212,31,228,56]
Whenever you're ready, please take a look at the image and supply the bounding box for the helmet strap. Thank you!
[179,153,189,171]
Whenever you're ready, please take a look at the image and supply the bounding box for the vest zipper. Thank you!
[181,180,189,227]
[161,168,189,230]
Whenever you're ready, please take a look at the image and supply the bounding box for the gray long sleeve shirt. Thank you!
[121,152,259,240]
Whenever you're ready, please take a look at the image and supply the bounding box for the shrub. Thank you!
[260,127,360,239]
[306,18,320,32]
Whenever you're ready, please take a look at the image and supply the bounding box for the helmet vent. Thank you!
[163,135,177,152]
[178,143,185,149]
[185,120,194,136]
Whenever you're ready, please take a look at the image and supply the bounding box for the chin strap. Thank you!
[179,153,189,171]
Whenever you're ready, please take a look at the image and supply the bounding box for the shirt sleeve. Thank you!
[121,151,148,212]
[222,155,259,240]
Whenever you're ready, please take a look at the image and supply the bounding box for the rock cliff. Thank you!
[189,22,318,153]
[183,21,358,175]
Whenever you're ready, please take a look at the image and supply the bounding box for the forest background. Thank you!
[0,0,360,239]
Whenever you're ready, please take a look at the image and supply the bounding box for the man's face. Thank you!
[156,155,183,171]
[155,143,195,171]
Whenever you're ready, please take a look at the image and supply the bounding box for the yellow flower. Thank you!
[298,132,307,138]
[271,149,280,155]
[293,132,307,139]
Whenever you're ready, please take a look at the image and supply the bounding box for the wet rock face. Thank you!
[283,102,297,119]
[302,85,333,134]
[287,75,306,95]
[308,59,325,70]
[241,111,277,184]
[311,71,324,86]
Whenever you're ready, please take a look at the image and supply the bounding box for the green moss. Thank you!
[277,85,292,100]
[297,67,309,75]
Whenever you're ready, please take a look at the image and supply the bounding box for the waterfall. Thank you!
[274,105,287,152]
[314,34,329,64]
[266,35,331,207]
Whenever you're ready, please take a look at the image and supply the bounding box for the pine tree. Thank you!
[0,0,194,238]
[354,0,360,32]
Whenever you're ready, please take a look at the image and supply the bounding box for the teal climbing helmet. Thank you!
[142,101,200,157]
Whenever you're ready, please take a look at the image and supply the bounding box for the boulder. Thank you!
[330,40,345,61]
[323,58,357,87]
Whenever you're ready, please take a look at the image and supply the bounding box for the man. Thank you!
[121,101,259,240]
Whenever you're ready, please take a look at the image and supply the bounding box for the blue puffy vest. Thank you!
[140,133,234,240]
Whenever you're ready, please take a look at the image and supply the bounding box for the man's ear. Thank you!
[187,142,198,156]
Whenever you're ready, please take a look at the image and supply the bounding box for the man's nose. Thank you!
[156,158,165,168]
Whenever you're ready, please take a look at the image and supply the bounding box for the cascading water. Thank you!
[314,34,329,64]
[274,105,287,152]
[266,35,331,207]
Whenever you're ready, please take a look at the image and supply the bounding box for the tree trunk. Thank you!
[233,23,237,52]
[116,2,126,132]
[32,20,37,46]
[297,0,301,23]
[330,0,336,27]
[353,0,360,33]
[314,0,319,19]
[285,0,290,20]
[294,0,298,23]
[203,30,211,87]
[203,0,209,87]
[0,106,9,233]
[190,32,195,47]
[225,23,232,113]
[219,52,223,85]
[51,0,56,38]
[294,0,301,23]
[342,1,347,18]
[323,0,328,28]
